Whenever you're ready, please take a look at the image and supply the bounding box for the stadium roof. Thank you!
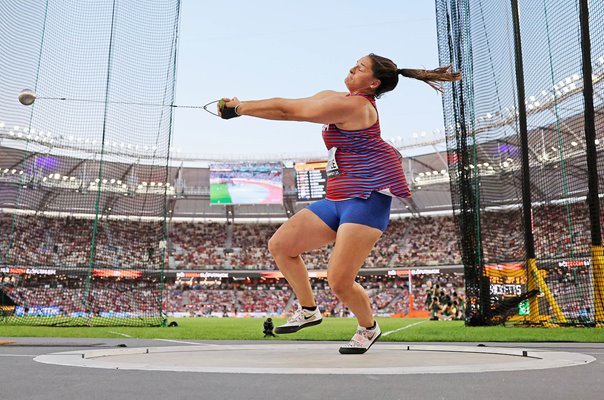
[1,99,602,220]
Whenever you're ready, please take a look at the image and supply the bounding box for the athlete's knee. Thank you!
[268,234,297,258]
[328,275,355,297]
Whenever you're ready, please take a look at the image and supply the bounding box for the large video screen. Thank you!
[294,160,327,201]
[210,163,283,205]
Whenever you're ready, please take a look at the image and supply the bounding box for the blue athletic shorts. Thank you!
[307,191,392,232]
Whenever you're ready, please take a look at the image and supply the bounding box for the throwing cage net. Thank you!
[436,0,604,326]
[0,0,181,326]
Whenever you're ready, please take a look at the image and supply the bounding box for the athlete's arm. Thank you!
[223,92,363,125]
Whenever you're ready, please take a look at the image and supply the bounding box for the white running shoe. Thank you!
[339,322,381,354]
[275,306,322,334]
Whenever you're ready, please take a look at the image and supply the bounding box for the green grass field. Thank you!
[210,183,232,204]
[1,317,603,342]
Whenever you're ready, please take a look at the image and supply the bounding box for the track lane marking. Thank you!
[382,320,427,336]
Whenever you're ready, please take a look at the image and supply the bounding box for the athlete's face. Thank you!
[345,56,381,94]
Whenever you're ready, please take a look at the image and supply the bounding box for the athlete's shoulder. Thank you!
[311,90,348,99]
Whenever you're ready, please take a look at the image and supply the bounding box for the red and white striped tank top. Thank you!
[322,93,411,201]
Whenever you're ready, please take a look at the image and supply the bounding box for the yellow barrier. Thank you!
[592,246,604,324]
[527,258,567,324]
[527,259,540,323]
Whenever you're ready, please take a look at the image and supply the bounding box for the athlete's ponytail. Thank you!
[398,66,461,93]
[368,53,461,97]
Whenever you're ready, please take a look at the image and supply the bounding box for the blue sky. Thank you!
[171,1,446,158]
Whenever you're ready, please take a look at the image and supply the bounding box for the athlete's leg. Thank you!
[268,209,336,306]
[327,223,382,328]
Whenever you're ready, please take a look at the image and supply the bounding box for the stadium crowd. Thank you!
[2,273,466,318]
[2,202,598,321]
[2,203,598,270]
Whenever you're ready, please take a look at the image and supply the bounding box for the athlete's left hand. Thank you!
[218,97,241,119]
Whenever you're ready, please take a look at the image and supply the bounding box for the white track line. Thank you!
[382,320,427,337]
[154,339,218,346]
[108,331,133,338]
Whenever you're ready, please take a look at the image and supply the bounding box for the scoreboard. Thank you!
[294,160,327,201]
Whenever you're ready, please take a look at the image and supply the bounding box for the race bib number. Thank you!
[390,144,403,162]
[326,147,341,178]
[388,143,404,166]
